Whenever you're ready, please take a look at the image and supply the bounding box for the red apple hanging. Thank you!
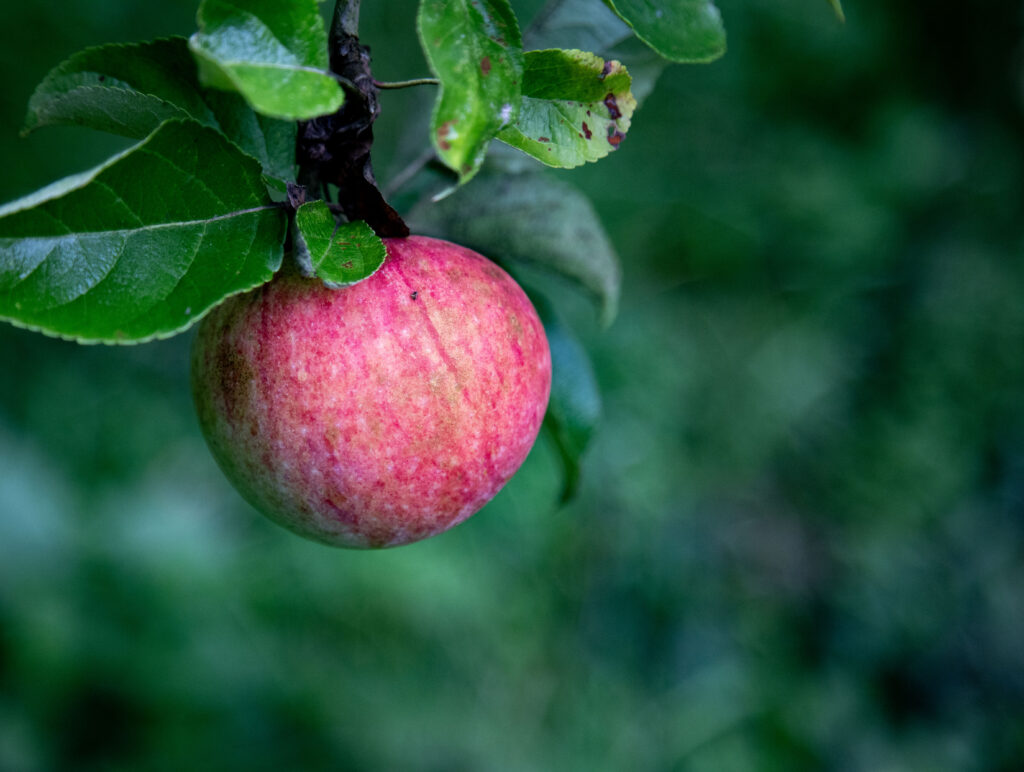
[191,236,552,548]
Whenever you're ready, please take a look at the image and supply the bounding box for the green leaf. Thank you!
[525,0,666,109]
[203,90,298,182]
[497,49,635,169]
[0,120,286,344]
[294,201,387,288]
[525,0,632,52]
[23,38,218,138]
[418,0,525,183]
[534,295,601,503]
[22,37,297,182]
[408,172,620,324]
[827,0,846,23]
[189,0,344,121]
[603,0,726,63]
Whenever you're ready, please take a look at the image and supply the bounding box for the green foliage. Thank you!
[0,0,721,354]
[603,0,726,63]
[294,201,387,287]
[417,0,524,182]
[0,0,725,498]
[189,0,345,120]
[0,120,285,343]
[536,296,602,502]
[23,38,220,139]
[2,0,1024,769]
[22,37,298,182]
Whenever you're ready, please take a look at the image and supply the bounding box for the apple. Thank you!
[191,235,552,548]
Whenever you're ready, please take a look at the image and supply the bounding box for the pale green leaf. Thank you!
[189,0,344,120]
[497,49,635,168]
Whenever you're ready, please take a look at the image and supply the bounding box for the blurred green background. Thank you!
[2,1,1024,769]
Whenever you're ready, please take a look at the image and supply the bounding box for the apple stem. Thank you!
[296,0,409,238]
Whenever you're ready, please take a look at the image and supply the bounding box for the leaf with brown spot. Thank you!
[497,48,635,169]
[417,0,524,184]
[293,201,386,289]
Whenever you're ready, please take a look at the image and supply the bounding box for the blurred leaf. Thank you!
[827,0,846,23]
[604,0,726,63]
[417,0,524,183]
[534,295,602,502]
[293,201,386,288]
[525,0,632,52]
[408,172,620,324]
[189,0,344,120]
[0,120,285,344]
[498,49,636,168]
[23,37,297,182]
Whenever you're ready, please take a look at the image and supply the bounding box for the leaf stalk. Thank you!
[374,78,440,90]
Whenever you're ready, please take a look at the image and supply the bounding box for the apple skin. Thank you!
[191,235,551,548]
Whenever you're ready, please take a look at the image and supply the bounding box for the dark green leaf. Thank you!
[294,201,387,288]
[408,172,620,324]
[418,0,525,183]
[23,38,217,138]
[497,49,635,168]
[189,0,344,120]
[22,37,297,182]
[0,120,286,344]
[534,295,601,503]
[202,90,298,182]
[604,0,726,63]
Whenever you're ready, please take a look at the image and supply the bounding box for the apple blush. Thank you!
[191,236,552,548]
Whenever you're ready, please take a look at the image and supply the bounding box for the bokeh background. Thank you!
[2,1,1024,769]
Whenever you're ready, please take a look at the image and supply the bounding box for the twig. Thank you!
[383,146,436,198]
[332,0,361,42]
[374,78,440,90]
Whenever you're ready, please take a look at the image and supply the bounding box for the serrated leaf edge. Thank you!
[0,119,286,344]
